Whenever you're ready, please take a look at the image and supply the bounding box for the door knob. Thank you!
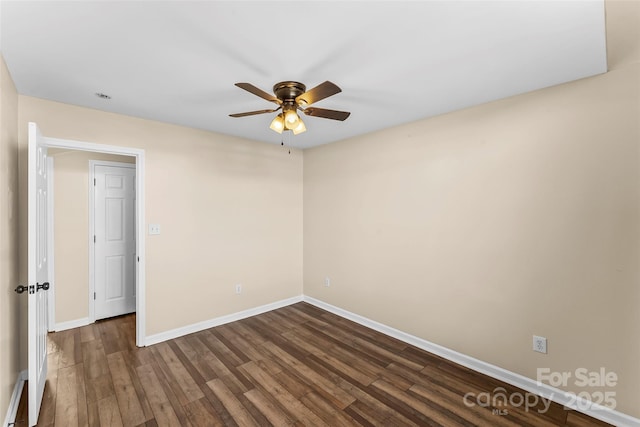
[37,282,50,291]
[14,285,29,294]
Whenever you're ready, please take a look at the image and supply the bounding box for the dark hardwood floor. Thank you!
[14,302,611,426]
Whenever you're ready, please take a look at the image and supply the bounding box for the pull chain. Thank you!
[281,131,291,154]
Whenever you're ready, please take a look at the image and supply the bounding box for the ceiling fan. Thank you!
[229,81,350,135]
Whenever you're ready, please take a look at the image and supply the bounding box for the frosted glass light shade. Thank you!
[269,114,285,134]
[284,109,300,130]
[292,119,306,135]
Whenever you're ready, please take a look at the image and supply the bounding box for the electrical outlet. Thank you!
[324,277,331,287]
[533,335,547,354]
[235,284,242,294]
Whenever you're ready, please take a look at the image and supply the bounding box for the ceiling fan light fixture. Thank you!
[230,80,349,138]
[292,119,306,135]
[269,113,285,134]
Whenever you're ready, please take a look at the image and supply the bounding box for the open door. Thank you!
[27,122,50,426]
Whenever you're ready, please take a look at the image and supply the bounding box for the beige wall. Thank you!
[303,0,639,418]
[50,150,134,324]
[0,55,20,419]
[18,98,304,343]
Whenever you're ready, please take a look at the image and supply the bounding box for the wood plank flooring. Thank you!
[15,302,612,426]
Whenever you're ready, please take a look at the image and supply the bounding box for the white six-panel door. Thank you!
[27,122,49,426]
[94,163,136,319]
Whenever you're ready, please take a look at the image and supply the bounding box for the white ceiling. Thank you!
[1,1,607,149]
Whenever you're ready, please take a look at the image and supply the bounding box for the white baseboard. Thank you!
[55,317,90,332]
[3,370,27,427]
[302,296,640,427]
[144,295,304,346]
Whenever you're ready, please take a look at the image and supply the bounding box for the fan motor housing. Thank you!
[273,81,306,101]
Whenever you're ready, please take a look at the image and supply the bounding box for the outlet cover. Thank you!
[533,335,547,354]
[235,284,242,294]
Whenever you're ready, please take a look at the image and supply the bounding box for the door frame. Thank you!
[89,160,137,323]
[46,156,55,332]
[41,136,146,347]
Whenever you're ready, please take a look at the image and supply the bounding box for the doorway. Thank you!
[41,134,146,347]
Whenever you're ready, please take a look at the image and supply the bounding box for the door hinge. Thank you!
[94,292,96,300]
[94,235,96,243]
[94,178,96,186]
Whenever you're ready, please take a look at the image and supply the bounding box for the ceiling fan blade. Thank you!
[303,107,350,121]
[296,81,341,106]
[229,108,279,118]
[235,83,280,104]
